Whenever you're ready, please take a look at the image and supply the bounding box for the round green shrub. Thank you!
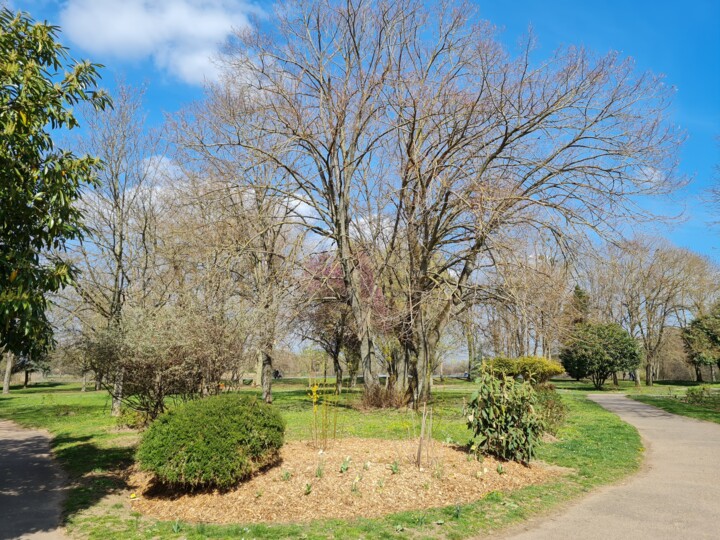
[560,322,641,389]
[482,355,564,383]
[137,394,285,490]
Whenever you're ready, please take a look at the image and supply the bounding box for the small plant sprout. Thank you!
[304,483,312,495]
[281,471,292,481]
[389,460,400,474]
[497,464,506,475]
[363,461,370,471]
[340,456,351,474]
[453,504,462,519]
[351,475,361,493]
[315,461,324,478]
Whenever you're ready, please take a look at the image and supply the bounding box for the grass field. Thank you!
[630,394,720,425]
[0,378,645,539]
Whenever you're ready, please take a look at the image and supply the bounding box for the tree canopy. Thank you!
[682,302,720,381]
[561,323,642,389]
[0,8,110,358]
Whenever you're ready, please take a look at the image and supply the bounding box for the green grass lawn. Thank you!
[551,378,720,396]
[0,379,643,539]
[630,395,720,425]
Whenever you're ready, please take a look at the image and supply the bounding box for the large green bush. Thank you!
[560,323,641,389]
[466,371,544,464]
[483,355,564,383]
[137,394,285,490]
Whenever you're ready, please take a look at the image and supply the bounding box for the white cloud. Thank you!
[58,0,262,85]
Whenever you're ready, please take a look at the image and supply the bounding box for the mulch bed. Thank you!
[129,437,560,525]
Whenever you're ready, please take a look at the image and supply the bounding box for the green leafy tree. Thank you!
[1,8,110,392]
[682,303,720,382]
[570,285,590,325]
[560,323,641,389]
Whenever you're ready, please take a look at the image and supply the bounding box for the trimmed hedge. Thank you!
[484,355,564,383]
[137,394,285,490]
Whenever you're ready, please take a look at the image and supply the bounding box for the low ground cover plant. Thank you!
[137,394,285,490]
[685,385,720,410]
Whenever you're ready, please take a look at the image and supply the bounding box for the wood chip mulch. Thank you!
[129,438,560,524]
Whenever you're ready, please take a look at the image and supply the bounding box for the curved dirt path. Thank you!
[502,394,720,540]
[0,420,67,540]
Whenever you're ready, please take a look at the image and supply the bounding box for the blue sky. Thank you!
[11,0,720,258]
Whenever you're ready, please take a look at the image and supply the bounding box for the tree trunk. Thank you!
[111,367,124,416]
[3,352,13,394]
[612,372,619,386]
[634,368,641,387]
[24,370,29,388]
[359,329,378,388]
[645,363,653,387]
[414,339,436,406]
[255,350,263,387]
[695,366,704,383]
[396,347,409,397]
[333,354,343,395]
[95,372,103,391]
[711,364,716,383]
[82,372,87,392]
[261,350,273,404]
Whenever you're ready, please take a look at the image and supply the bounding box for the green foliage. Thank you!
[560,323,641,389]
[535,384,569,436]
[682,303,720,374]
[137,394,285,490]
[685,386,720,410]
[466,371,544,464]
[483,356,565,384]
[0,8,110,355]
[633,394,720,424]
[570,285,590,325]
[116,407,145,430]
[0,382,644,539]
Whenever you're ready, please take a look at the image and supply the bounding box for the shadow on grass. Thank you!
[51,434,135,521]
[654,380,717,387]
[7,382,87,394]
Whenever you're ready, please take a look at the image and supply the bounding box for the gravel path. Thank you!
[0,420,67,540]
[502,394,720,540]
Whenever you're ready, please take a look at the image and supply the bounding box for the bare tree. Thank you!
[170,93,307,403]
[583,238,718,385]
[188,0,684,402]
[67,84,164,414]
